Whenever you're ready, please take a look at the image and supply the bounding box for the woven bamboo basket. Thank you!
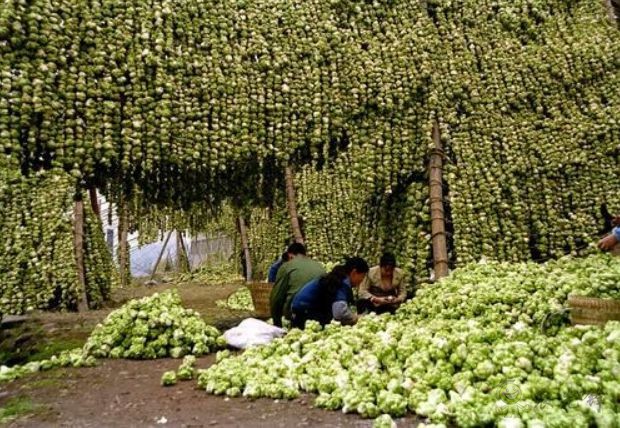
[247,282,273,319]
[568,295,620,326]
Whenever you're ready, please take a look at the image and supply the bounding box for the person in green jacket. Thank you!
[269,242,326,327]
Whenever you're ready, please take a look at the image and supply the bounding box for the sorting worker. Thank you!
[357,252,406,315]
[598,215,620,251]
[267,251,290,283]
[269,243,325,327]
[290,257,369,329]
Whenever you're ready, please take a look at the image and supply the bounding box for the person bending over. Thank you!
[267,251,290,283]
[357,252,406,315]
[290,257,369,329]
[269,243,325,327]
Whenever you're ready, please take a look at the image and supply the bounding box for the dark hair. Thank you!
[287,242,306,256]
[319,256,369,297]
[281,251,290,262]
[344,256,370,274]
[380,252,397,268]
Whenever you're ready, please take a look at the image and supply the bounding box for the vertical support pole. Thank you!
[603,0,618,23]
[429,121,449,280]
[176,230,190,272]
[73,195,89,312]
[151,230,173,280]
[89,187,100,219]
[285,165,304,244]
[238,216,253,282]
[118,199,129,288]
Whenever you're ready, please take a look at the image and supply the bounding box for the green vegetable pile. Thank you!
[83,290,225,359]
[198,254,620,426]
[175,261,243,286]
[0,348,97,383]
[216,287,254,312]
[0,169,116,315]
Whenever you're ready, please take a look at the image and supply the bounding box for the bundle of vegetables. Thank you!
[175,261,242,286]
[161,355,199,386]
[0,169,116,315]
[198,254,620,426]
[83,290,225,359]
[216,287,254,312]
[0,348,97,383]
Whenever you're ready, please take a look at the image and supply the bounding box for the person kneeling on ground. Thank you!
[269,243,326,327]
[598,216,620,251]
[357,252,406,315]
[290,257,369,329]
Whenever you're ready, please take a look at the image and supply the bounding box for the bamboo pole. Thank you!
[118,200,130,287]
[150,230,173,280]
[238,216,253,282]
[429,121,449,280]
[73,197,89,312]
[176,230,190,272]
[285,165,304,244]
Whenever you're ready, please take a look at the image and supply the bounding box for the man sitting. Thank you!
[357,252,406,315]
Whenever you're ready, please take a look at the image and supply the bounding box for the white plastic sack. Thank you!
[223,318,286,349]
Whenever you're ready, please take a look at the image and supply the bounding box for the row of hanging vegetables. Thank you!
[0,169,117,316]
[2,0,617,208]
[1,0,620,310]
[76,0,618,282]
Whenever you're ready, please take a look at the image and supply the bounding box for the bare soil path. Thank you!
[1,282,419,427]
[3,356,382,428]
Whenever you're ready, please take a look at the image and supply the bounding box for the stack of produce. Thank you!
[198,254,620,426]
[83,290,225,359]
[161,355,199,386]
[175,261,243,286]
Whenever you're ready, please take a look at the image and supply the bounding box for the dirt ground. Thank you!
[0,283,419,427]
[2,357,387,428]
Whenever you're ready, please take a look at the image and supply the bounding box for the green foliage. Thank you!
[0,396,37,423]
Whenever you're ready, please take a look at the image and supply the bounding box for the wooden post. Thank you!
[88,187,100,219]
[603,0,619,23]
[238,216,253,282]
[429,121,449,280]
[150,230,173,280]
[73,196,89,312]
[118,199,129,287]
[176,230,190,272]
[285,165,304,244]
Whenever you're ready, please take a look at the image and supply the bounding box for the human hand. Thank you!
[598,233,619,251]
[370,296,382,306]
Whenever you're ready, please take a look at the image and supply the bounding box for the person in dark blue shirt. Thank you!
[267,251,290,283]
[291,257,369,329]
